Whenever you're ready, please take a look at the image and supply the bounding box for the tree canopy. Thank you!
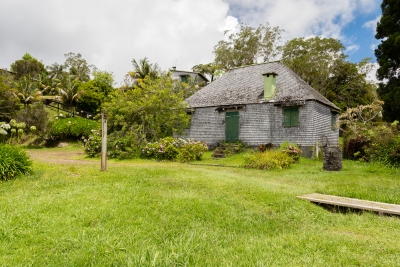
[282,37,377,109]
[213,23,283,70]
[10,53,46,80]
[375,0,400,121]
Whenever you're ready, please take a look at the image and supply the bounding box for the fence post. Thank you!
[101,111,108,171]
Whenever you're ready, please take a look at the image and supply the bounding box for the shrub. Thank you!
[0,144,32,181]
[83,130,142,159]
[176,141,208,162]
[244,149,295,170]
[82,130,102,157]
[142,137,208,162]
[364,124,400,167]
[14,103,49,136]
[49,117,100,140]
[279,141,302,162]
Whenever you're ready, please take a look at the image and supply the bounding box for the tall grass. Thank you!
[0,149,400,266]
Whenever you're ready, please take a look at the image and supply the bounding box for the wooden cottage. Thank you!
[184,62,340,158]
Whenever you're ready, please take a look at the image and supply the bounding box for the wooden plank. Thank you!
[298,193,400,216]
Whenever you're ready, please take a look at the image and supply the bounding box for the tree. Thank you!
[15,75,41,108]
[0,76,19,121]
[103,74,189,142]
[128,57,160,86]
[191,63,224,82]
[76,71,114,113]
[213,22,283,70]
[375,0,400,121]
[57,75,81,112]
[10,53,46,80]
[282,37,377,109]
[63,52,95,82]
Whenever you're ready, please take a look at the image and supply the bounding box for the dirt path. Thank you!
[27,148,97,165]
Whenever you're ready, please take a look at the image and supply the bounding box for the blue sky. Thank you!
[0,0,383,84]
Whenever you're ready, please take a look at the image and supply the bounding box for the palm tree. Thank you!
[129,57,160,86]
[15,75,41,108]
[57,75,81,114]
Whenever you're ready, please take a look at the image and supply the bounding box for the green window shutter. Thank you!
[283,109,291,127]
[283,108,299,127]
[181,75,188,83]
[292,108,299,127]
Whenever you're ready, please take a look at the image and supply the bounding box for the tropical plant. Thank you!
[0,144,32,181]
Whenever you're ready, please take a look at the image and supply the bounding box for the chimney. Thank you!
[263,72,277,99]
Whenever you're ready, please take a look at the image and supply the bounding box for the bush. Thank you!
[49,117,99,141]
[279,141,302,162]
[14,103,49,135]
[244,149,295,170]
[142,137,208,162]
[0,144,32,181]
[82,130,102,157]
[363,124,400,167]
[176,141,208,162]
[83,130,142,159]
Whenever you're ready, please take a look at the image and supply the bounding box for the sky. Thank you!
[0,0,383,85]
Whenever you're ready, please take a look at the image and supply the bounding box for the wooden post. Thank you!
[101,111,108,171]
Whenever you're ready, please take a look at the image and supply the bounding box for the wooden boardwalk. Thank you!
[298,193,400,216]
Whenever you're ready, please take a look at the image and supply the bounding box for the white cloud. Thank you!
[346,45,360,54]
[0,0,230,84]
[0,0,381,85]
[225,0,380,41]
[363,16,381,34]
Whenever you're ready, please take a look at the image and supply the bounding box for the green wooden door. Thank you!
[225,111,239,142]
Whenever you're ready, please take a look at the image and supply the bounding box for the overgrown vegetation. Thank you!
[0,144,32,181]
[244,142,301,170]
[340,101,400,167]
[49,117,99,141]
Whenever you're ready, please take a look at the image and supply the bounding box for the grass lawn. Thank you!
[1,148,400,266]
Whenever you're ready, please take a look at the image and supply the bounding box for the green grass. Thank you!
[1,149,400,266]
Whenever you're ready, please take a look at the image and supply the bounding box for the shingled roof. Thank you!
[186,61,339,110]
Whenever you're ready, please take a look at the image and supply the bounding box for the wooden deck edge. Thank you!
[298,194,400,216]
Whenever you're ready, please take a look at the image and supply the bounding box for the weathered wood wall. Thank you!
[183,100,339,157]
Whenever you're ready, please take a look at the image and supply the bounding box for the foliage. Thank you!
[0,144,32,181]
[172,75,202,99]
[49,117,99,140]
[282,37,377,109]
[243,149,295,170]
[339,100,384,134]
[141,137,208,162]
[15,75,41,107]
[374,0,400,121]
[191,63,224,82]
[63,52,95,82]
[10,53,46,80]
[0,119,30,144]
[279,141,302,162]
[103,74,190,142]
[214,22,283,70]
[57,75,81,111]
[128,57,160,87]
[14,103,49,136]
[363,123,400,167]
[0,76,19,121]
[176,141,208,162]
[82,130,102,157]
[83,130,142,159]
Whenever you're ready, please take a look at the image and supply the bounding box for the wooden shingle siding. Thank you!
[312,101,339,147]
[184,107,225,146]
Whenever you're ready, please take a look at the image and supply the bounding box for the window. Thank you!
[283,108,299,127]
[331,112,337,130]
[180,75,189,83]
